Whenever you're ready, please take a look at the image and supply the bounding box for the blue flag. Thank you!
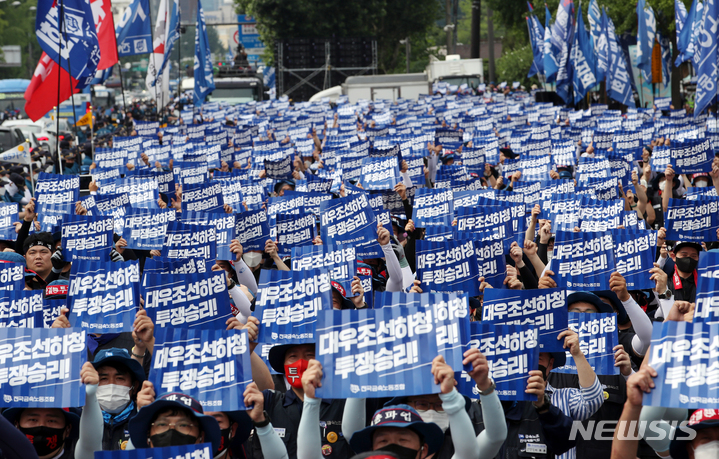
[605,14,635,108]
[68,260,140,333]
[255,269,332,343]
[695,1,719,118]
[94,443,213,459]
[416,240,480,296]
[527,12,545,78]
[571,4,596,105]
[61,214,115,261]
[150,328,251,411]
[162,221,217,260]
[373,291,471,370]
[665,197,719,242]
[234,210,271,251]
[636,0,656,80]
[115,0,152,57]
[587,0,607,82]
[553,312,619,375]
[0,328,87,407]
[553,0,575,103]
[142,270,232,329]
[0,290,43,327]
[458,323,539,401]
[314,308,441,399]
[543,5,559,80]
[36,0,100,87]
[550,231,616,290]
[675,0,699,66]
[482,288,568,352]
[643,321,719,408]
[194,0,216,106]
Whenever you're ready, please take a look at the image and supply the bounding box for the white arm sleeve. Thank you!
[381,242,403,292]
[296,396,323,459]
[439,389,480,459]
[74,384,103,459]
[341,398,366,443]
[234,259,259,294]
[621,297,652,356]
[228,285,252,323]
[400,171,413,187]
[475,390,507,458]
[257,423,291,459]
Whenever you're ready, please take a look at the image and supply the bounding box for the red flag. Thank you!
[91,0,119,70]
[24,53,79,122]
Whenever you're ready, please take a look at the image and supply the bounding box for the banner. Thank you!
[115,0,152,57]
[320,194,381,258]
[0,290,43,327]
[0,262,26,291]
[67,260,140,333]
[315,307,441,399]
[0,142,31,165]
[610,228,656,290]
[150,328,251,411]
[182,212,236,261]
[412,189,454,227]
[644,321,719,408]
[373,292,470,369]
[143,270,232,329]
[553,312,619,375]
[276,211,315,256]
[121,209,176,250]
[550,231,616,290]
[181,182,224,213]
[61,214,114,260]
[458,323,539,401]
[94,443,213,459]
[416,240,480,296]
[162,221,217,260]
[292,244,357,296]
[234,210,271,251]
[482,288,568,352]
[665,197,719,242]
[0,327,86,407]
[255,269,332,343]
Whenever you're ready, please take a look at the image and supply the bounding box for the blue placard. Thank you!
[671,138,714,174]
[181,212,236,261]
[150,328,251,411]
[113,178,160,209]
[610,228,657,290]
[359,157,400,191]
[35,173,80,215]
[181,182,225,213]
[61,214,115,260]
[644,321,719,409]
[234,210,271,251]
[416,240,480,296]
[665,197,719,242]
[0,203,18,241]
[0,290,43,327]
[695,262,719,323]
[94,193,131,234]
[0,262,26,291]
[373,291,470,370]
[94,443,214,459]
[264,155,293,179]
[319,194,381,258]
[276,212,316,257]
[412,188,454,227]
[142,257,214,276]
[173,161,210,186]
[460,237,506,289]
[255,269,332,343]
[314,307,441,399]
[142,270,233,329]
[455,205,514,251]
[550,231,616,290]
[122,209,177,251]
[162,221,217,260]
[292,244,357,295]
[553,312,619,375]
[482,288,568,352]
[0,327,87,407]
[458,322,539,401]
[67,260,140,333]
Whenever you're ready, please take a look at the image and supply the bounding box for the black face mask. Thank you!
[19,425,66,457]
[675,257,699,274]
[377,443,421,459]
[216,427,232,454]
[538,364,549,380]
[150,429,198,448]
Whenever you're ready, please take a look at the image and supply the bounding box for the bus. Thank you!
[0,79,30,115]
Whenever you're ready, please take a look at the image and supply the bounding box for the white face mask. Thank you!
[693,440,719,459]
[659,180,666,191]
[243,252,263,268]
[96,384,132,413]
[695,180,709,188]
[418,409,449,432]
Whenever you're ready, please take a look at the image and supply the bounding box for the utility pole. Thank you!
[487,7,496,82]
[445,0,453,55]
[471,0,481,59]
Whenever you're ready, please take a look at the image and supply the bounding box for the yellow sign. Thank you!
[75,112,93,127]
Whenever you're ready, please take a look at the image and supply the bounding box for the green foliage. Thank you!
[495,43,540,87]
[0,5,41,79]
[235,0,442,73]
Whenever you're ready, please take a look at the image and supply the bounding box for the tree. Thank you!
[0,4,42,79]
[235,0,442,73]
[495,44,537,87]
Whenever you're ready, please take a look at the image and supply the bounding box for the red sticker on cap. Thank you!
[357,267,372,276]
[46,285,68,296]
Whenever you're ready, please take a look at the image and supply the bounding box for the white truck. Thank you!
[427,54,484,90]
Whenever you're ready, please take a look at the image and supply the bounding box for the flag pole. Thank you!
[117,59,128,114]
[147,4,160,117]
[55,0,63,167]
